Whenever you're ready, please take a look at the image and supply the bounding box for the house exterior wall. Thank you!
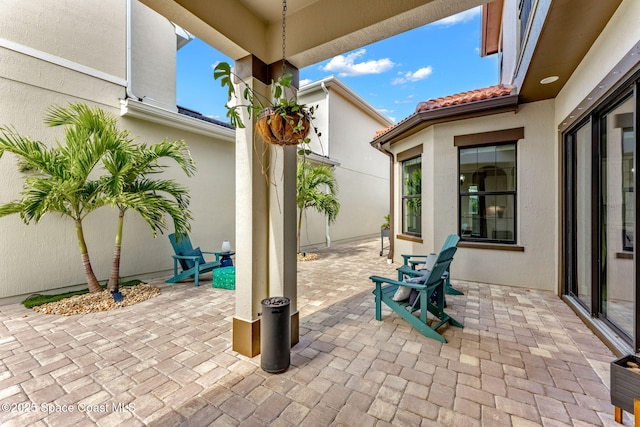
[0,0,235,303]
[555,0,640,125]
[297,81,390,250]
[130,0,179,110]
[554,0,639,305]
[390,100,557,290]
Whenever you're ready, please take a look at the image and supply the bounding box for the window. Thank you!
[518,0,533,48]
[401,155,422,236]
[459,143,516,243]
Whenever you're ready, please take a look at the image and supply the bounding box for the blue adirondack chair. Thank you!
[167,233,222,287]
[370,246,463,343]
[397,234,464,295]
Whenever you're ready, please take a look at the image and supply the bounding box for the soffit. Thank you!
[139,0,486,68]
[519,0,623,103]
[480,0,503,57]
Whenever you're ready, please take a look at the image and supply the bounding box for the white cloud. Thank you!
[321,49,394,77]
[391,67,433,85]
[433,6,481,26]
[299,78,313,87]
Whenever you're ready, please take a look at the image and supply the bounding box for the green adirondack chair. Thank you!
[167,233,222,287]
[370,246,463,343]
[397,234,463,295]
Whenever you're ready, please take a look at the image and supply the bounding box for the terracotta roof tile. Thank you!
[415,84,514,112]
[373,84,515,140]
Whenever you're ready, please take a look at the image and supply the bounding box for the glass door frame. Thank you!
[562,76,640,352]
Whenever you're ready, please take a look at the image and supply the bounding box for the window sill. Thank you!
[458,241,524,252]
[397,234,423,244]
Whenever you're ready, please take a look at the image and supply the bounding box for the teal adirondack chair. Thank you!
[370,246,463,342]
[167,233,222,287]
[398,234,463,295]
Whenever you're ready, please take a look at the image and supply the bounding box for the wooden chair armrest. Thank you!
[201,251,222,261]
[369,275,426,290]
[400,254,430,267]
[397,267,425,278]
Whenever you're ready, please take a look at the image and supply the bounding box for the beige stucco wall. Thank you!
[0,0,235,303]
[0,0,126,79]
[390,100,557,290]
[554,0,640,302]
[555,0,640,124]
[131,0,179,110]
[297,84,390,250]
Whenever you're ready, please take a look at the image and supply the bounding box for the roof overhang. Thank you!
[139,0,487,68]
[518,0,623,103]
[299,76,394,126]
[480,0,503,57]
[120,98,235,141]
[372,94,518,147]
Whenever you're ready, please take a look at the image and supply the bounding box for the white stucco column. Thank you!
[232,56,299,357]
[268,142,298,330]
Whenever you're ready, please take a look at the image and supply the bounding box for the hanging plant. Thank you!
[213,62,319,153]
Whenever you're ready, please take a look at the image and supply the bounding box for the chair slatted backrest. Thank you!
[440,234,460,252]
[169,233,193,256]
[424,246,457,286]
[169,233,203,270]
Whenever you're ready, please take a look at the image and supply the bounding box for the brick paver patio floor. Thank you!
[0,238,630,426]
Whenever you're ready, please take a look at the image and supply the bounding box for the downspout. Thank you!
[376,142,394,260]
[321,82,331,248]
[125,0,142,101]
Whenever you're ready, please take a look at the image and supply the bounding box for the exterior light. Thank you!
[540,76,559,84]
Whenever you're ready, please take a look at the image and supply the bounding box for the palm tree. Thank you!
[0,104,130,293]
[101,140,196,291]
[296,161,340,253]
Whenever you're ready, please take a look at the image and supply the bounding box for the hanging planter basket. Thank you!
[256,107,311,146]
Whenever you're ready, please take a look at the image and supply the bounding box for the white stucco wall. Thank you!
[390,100,557,290]
[297,81,390,250]
[0,0,236,303]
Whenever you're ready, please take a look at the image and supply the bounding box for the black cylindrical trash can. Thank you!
[260,296,290,373]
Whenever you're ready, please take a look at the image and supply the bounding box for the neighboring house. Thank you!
[0,1,391,303]
[0,0,235,303]
[372,0,640,354]
[296,76,392,250]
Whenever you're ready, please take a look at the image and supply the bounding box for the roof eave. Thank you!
[371,94,519,147]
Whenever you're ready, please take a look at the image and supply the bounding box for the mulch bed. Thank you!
[32,284,161,316]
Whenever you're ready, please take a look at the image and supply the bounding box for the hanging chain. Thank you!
[281,0,287,75]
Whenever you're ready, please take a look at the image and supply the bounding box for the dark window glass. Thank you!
[459,143,516,243]
[402,157,421,236]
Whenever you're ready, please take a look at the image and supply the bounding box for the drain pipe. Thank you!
[375,142,394,260]
[125,0,142,101]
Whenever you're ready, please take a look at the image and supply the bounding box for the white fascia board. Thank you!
[299,76,394,126]
[303,152,341,167]
[120,98,235,142]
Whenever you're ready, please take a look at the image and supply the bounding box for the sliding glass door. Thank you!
[564,83,637,348]
[601,94,635,337]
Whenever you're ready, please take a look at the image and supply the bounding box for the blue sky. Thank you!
[177,7,499,124]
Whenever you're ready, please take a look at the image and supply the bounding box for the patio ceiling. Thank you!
[140,0,487,69]
[518,0,623,103]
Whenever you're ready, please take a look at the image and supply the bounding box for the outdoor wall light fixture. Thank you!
[540,75,559,84]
